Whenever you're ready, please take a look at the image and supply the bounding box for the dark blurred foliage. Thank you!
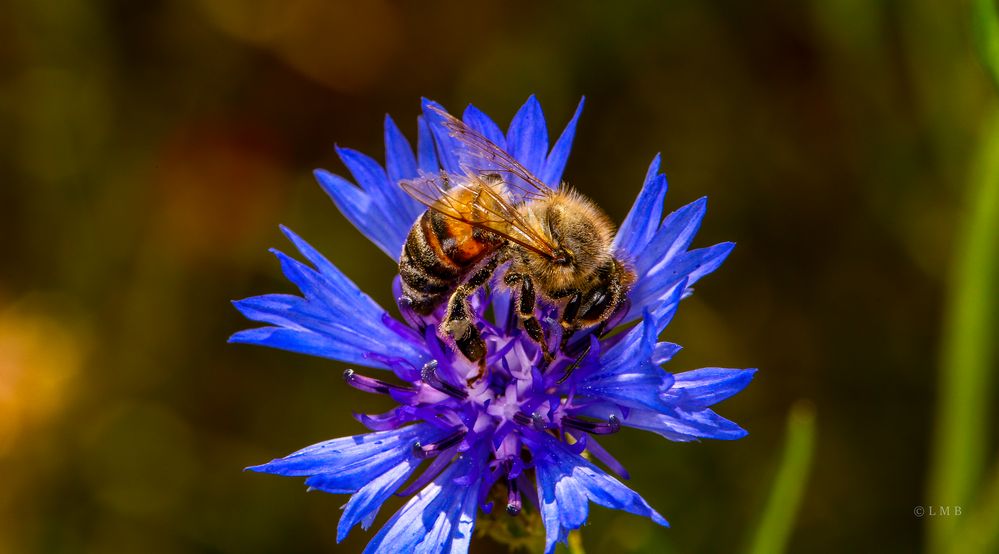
[0,0,990,552]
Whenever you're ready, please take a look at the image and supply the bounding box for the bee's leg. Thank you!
[505,273,551,364]
[442,257,498,365]
[555,320,609,384]
[559,284,617,353]
[443,290,485,363]
[558,291,583,352]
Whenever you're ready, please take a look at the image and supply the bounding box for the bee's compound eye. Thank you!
[580,289,611,320]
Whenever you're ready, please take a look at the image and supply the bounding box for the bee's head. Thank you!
[521,191,616,292]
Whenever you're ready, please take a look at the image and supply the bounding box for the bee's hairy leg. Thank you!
[443,290,485,363]
[558,291,583,352]
[505,272,551,364]
[556,320,608,384]
[442,257,498,363]
[560,284,615,350]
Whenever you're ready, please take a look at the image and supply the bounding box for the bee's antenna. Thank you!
[556,342,590,384]
[555,321,608,384]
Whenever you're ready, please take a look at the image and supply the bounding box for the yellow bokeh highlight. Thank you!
[0,304,84,457]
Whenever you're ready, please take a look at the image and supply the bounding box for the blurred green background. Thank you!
[2,0,996,552]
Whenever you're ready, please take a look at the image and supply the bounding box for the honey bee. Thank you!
[398,107,635,365]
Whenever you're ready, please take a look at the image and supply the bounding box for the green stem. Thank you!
[950,450,999,554]
[567,529,586,554]
[926,93,999,554]
[974,0,999,91]
[745,401,816,554]
[926,1,999,551]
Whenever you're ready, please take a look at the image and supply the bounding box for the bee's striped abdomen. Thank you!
[399,210,501,314]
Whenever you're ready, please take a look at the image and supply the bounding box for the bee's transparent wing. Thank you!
[398,173,504,226]
[400,172,556,258]
[428,106,554,202]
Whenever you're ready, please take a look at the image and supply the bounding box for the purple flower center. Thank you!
[343,285,628,510]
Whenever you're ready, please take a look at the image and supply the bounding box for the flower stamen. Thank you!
[562,414,621,435]
[513,411,549,430]
[342,369,414,396]
[420,360,468,400]
[505,475,522,515]
[413,428,466,460]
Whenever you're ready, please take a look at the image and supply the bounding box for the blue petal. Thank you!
[279,225,355,286]
[248,424,452,542]
[577,360,674,413]
[416,115,439,173]
[602,281,684,370]
[422,98,463,175]
[652,341,682,364]
[617,189,736,324]
[384,114,419,183]
[505,95,548,176]
[383,116,428,224]
[540,97,585,187]
[230,229,428,369]
[338,461,414,542]
[528,432,668,554]
[626,242,734,323]
[613,155,667,257]
[336,146,418,249]
[461,104,506,148]
[247,423,437,478]
[663,368,757,410]
[455,104,509,177]
[621,406,749,442]
[363,442,487,554]
[634,197,708,277]
[581,311,677,412]
[229,325,386,367]
[314,168,409,260]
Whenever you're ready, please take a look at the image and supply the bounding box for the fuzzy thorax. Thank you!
[514,187,616,293]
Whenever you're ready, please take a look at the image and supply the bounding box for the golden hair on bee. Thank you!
[515,187,617,294]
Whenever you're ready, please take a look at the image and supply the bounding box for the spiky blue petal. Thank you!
[229,226,427,370]
[663,367,758,410]
[615,158,737,324]
[540,98,585,187]
[461,105,506,148]
[626,241,735,323]
[247,423,437,480]
[248,424,452,542]
[614,155,667,256]
[529,432,668,554]
[506,95,549,176]
[620,406,750,442]
[578,365,755,442]
[384,114,419,186]
[422,98,464,175]
[416,115,439,173]
[633,196,709,276]
[362,442,487,554]
[579,308,680,412]
[314,169,406,260]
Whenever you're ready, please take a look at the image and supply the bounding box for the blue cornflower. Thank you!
[232,96,755,553]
